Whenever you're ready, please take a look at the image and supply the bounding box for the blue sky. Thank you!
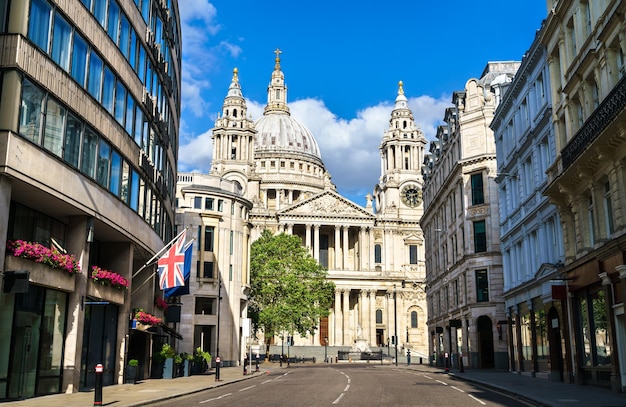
[177,1,548,205]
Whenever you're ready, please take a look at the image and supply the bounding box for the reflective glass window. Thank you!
[102,66,115,114]
[96,139,110,187]
[28,0,52,51]
[81,128,98,178]
[18,80,45,144]
[71,33,88,86]
[119,14,130,58]
[109,150,121,195]
[92,0,106,27]
[114,81,126,125]
[64,113,82,167]
[107,0,120,42]
[125,94,134,136]
[121,160,129,203]
[87,51,103,101]
[51,13,71,70]
[43,98,66,157]
[130,169,139,211]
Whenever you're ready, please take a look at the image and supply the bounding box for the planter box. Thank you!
[87,279,126,304]
[5,256,75,292]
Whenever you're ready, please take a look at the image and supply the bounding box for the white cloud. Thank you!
[178,94,451,203]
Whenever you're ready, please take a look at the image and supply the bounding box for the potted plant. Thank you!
[192,347,212,375]
[174,353,183,378]
[160,343,177,379]
[180,352,193,377]
[125,359,139,384]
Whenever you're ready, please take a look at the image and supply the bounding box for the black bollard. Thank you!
[407,350,411,366]
[94,363,103,406]
[243,353,248,375]
[215,356,221,381]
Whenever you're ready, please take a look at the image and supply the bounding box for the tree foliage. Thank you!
[249,230,335,350]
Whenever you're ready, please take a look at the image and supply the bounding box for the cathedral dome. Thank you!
[254,113,321,159]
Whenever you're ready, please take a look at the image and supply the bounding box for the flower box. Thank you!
[5,256,75,292]
[87,278,126,304]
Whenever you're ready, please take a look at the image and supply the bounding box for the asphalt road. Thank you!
[150,365,532,407]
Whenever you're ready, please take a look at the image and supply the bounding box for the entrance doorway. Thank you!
[547,306,564,381]
[477,316,495,368]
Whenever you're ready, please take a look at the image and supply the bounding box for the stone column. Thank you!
[334,289,342,346]
[343,289,350,346]
[305,224,312,256]
[369,290,376,345]
[334,225,341,270]
[343,226,349,271]
[368,228,374,271]
[359,226,367,271]
[286,223,293,234]
[313,224,320,261]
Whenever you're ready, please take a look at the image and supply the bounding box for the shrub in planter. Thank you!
[125,359,139,384]
[192,347,212,374]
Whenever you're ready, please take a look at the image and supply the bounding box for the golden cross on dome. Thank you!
[274,48,282,69]
[398,81,404,95]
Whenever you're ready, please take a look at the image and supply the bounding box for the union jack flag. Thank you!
[158,230,188,290]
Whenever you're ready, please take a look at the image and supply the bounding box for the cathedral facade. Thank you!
[177,51,429,362]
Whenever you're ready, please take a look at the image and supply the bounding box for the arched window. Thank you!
[374,244,382,264]
[411,311,418,328]
[376,309,383,324]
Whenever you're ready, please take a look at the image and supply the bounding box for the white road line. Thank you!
[239,385,256,392]
[436,380,448,385]
[344,384,350,392]
[468,394,487,405]
[451,386,465,393]
[332,393,345,404]
[262,380,273,384]
[199,393,231,403]
[423,374,434,380]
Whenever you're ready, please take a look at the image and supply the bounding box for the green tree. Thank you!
[249,230,335,356]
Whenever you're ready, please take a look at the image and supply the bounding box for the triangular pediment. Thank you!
[279,190,375,219]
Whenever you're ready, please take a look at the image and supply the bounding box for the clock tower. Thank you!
[374,81,427,215]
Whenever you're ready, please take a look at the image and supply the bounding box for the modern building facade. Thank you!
[181,52,430,361]
[540,0,626,392]
[491,30,567,381]
[0,0,181,400]
[421,62,519,370]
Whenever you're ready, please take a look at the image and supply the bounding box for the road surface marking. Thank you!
[423,375,434,380]
[344,384,350,392]
[436,380,448,385]
[199,393,231,403]
[239,385,256,392]
[468,394,486,405]
[451,386,465,393]
[332,393,345,404]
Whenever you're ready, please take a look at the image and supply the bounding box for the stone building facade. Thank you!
[540,0,626,392]
[491,30,567,381]
[176,52,430,361]
[0,0,182,400]
[421,62,519,370]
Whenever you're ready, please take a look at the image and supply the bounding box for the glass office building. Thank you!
[0,0,181,400]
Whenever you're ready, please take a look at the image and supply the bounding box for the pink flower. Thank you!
[7,240,80,274]
[135,310,162,326]
[90,266,129,289]
[155,297,168,310]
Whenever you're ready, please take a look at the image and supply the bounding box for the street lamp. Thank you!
[394,284,398,367]
[324,336,328,363]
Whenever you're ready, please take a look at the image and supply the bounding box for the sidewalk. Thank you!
[404,364,626,407]
[3,364,626,407]
[2,366,265,407]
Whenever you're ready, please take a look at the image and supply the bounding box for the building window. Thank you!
[194,297,215,315]
[471,173,484,205]
[475,270,489,302]
[376,309,383,324]
[473,220,487,253]
[194,196,202,209]
[200,261,214,278]
[374,244,382,264]
[409,245,418,264]
[28,0,52,52]
[229,231,234,255]
[204,226,214,252]
[229,264,233,281]
[205,198,214,210]
[411,311,418,328]
[218,199,223,212]
[603,181,614,236]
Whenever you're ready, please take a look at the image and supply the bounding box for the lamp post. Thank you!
[324,336,328,363]
[216,279,222,363]
[394,284,398,366]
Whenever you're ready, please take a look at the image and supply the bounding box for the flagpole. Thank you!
[132,227,188,279]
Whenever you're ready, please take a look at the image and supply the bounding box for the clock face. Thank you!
[401,185,422,207]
